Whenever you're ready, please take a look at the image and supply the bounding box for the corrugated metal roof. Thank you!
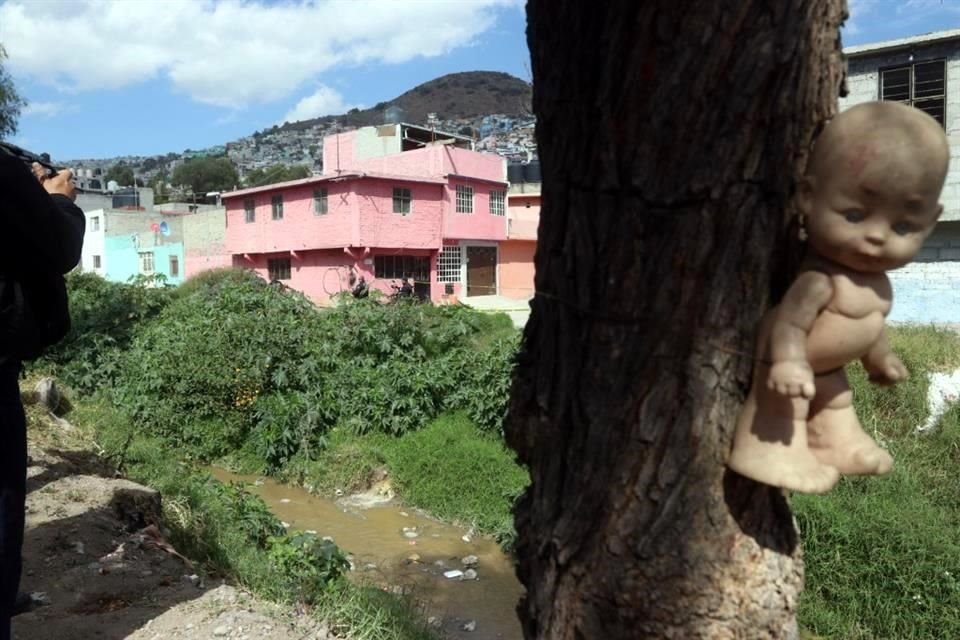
[845,28,960,57]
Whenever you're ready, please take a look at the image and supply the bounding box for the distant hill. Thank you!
[277,71,532,132]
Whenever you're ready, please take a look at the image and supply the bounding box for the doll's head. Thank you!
[798,101,950,272]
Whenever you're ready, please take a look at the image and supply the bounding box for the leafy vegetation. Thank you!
[244,164,311,187]
[385,413,528,547]
[104,161,136,187]
[172,156,240,194]
[0,44,25,139]
[32,271,172,392]
[107,270,518,466]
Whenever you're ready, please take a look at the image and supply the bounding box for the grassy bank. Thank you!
[72,398,436,640]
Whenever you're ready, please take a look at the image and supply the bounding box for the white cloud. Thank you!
[21,101,72,118]
[0,0,520,109]
[844,0,880,36]
[282,85,360,124]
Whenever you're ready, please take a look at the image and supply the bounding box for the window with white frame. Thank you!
[271,194,284,220]
[93,255,102,269]
[91,216,100,231]
[169,255,180,278]
[244,198,255,223]
[881,60,946,126]
[437,245,462,283]
[139,251,155,275]
[456,184,474,213]
[314,188,328,215]
[490,190,506,216]
[393,187,412,215]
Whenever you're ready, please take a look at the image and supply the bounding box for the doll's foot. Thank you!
[808,407,893,476]
[728,418,841,494]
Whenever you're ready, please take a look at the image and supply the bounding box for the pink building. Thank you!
[502,180,540,301]
[221,123,523,305]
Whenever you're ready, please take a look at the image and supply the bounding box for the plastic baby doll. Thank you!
[727,101,950,494]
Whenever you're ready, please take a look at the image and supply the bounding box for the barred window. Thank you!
[393,187,412,215]
[489,190,506,216]
[314,188,328,215]
[456,184,473,214]
[881,60,946,126]
[139,251,155,275]
[271,194,284,220]
[437,245,462,283]
[244,198,255,223]
[374,255,429,281]
[268,258,291,281]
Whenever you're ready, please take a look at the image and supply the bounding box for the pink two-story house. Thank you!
[222,123,513,305]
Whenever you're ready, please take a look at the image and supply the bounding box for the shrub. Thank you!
[251,390,333,471]
[267,532,351,604]
[35,271,172,391]
[112,275,326,456]
[173,267,263,301]
[384,412,528,547]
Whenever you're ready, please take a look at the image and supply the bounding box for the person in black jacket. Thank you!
[0,151,84,640]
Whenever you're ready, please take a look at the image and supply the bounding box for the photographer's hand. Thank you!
[32,163,77,201]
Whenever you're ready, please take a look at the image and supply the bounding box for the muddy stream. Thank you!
[210,469,524,639]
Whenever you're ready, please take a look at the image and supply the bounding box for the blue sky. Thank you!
[1,0,957,161]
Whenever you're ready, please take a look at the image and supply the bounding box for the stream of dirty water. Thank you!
[210,469,524,640]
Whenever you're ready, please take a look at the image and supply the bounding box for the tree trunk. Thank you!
[505,1,847,638]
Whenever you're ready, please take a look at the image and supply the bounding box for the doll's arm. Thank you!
[767,270,834,398]
[861,326,908,385]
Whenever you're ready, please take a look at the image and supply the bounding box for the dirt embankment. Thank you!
[13,383,332,640]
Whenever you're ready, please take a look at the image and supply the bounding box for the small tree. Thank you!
[172,156,240,194]
[105,162,136,187]
[0,44,26,139]
[244,164,311,187]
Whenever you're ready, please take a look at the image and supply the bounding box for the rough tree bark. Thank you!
[505,1,847,638]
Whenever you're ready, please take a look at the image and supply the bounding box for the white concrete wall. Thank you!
[80,208,106,276]
[842,39,960,323]
[888,221,960,323]
[841,42,960,220]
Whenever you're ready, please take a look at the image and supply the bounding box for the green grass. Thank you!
[383,412,529,548]
[280,427,394,495]
[316,582,436,640]
[795,325,960,639]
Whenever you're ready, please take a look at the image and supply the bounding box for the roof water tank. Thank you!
[507,163,525,184]
[522,161,542,183]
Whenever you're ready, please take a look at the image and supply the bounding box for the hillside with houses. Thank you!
[62,71,537,190]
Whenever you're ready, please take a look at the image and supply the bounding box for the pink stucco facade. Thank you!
[507,193,541,241]
[500,240,536,300]
[220,127,525,305]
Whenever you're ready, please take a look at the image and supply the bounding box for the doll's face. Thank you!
[801,149,942,272]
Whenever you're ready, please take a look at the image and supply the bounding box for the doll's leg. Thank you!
[807,370,892,476]
[728,368,840,494]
